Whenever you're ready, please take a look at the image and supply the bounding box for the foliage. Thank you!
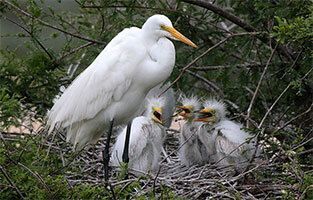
[0,135,179,199]
[0,0,312,199]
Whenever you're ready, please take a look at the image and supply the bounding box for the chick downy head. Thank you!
[146,97,165,125]
[176,95,201,121]
[195,99,226,125]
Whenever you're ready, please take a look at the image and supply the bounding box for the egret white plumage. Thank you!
[177,96,209,166]
[111,98,166,174]
[47,14,197,151]
[195,99,257,172]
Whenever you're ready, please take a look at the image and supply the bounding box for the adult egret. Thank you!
[47,14,196,179]
[111,98,166,174]
[195,99,257,172]
[177,96,208,166]
[47,14,196,149]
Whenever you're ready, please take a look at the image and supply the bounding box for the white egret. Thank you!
[111,98,166,174]
[47,14,196,180]
[177,96,208,166]
[195,99,257,172]
[47,14,196,150]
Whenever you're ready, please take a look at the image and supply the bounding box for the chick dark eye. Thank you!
[153,111,161,120]
[205,112,213,117]
[183,108,191,113]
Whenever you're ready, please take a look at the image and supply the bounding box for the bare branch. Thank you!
[57,42,96,62]
[4,17,54,60]
[160,32,261,96]
[0,165,25,199]
[3,0,105,45]
[258,56,312,128]
[186,69,223,96]
[246,44,278,128]
[182,0,295,61]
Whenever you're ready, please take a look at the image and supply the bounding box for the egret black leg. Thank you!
[103,119,114,182]
[122,121,132,163]
[121,121,132,179]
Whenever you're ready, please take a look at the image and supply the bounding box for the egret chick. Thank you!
[177,96,208,166]
[196,99,256,172]
[144,82,175,128]
[111,98,166,174]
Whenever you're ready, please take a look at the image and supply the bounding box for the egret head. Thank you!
[142,14,197,48]
[195,99,226,125]
[146,97,165,125]
[176,95,201,121]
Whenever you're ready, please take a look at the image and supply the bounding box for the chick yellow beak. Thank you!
[152,107,163,125]
[194,108,216,123]
[161,25,198,48]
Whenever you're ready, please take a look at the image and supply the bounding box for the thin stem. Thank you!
[160,32,261,96]
[0,165,25,199]
[3,0,105,45]
[246,44,278,128]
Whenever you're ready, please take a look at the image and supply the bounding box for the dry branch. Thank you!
[161,32,261,96]
[246,44,278,128]
[182,0,295,61]
[3,0,105,45]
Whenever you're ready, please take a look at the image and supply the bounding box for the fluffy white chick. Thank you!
[110,98,166,174]
[177,96,209,166]
[196,99,257,172]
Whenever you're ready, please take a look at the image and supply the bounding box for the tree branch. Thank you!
[182,0,294,61]
[160,32,261,96]
[4,17,54,60]
[57,42,96,62]
[3,0,105,45]
[186,69,223,97]
[246,44,278,128]
[0,165,25,199]
[258,67,313,129]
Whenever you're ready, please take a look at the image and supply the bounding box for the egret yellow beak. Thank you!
[152,107,163,125]
[194,108,216,123]
[161,25,198,48]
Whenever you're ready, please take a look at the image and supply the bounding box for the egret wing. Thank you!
[128,122,151,160]
[47,28,145,132]
[215,129,244,158]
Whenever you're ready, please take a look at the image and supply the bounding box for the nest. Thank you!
[40,128,294,199]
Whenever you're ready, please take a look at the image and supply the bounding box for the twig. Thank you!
[3,0,105,45]
[160,32,260,96]
[57,42,96,62]
[182,0,294,61]
[153,166,162,198]
[186,69,223,96]
[258,66,313,128]
[0,165,25,199]
[191,62,288,71]
[273,103,313,135]
[246,44,277,128]
[4,17,54,60]
[17,162,51,193]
